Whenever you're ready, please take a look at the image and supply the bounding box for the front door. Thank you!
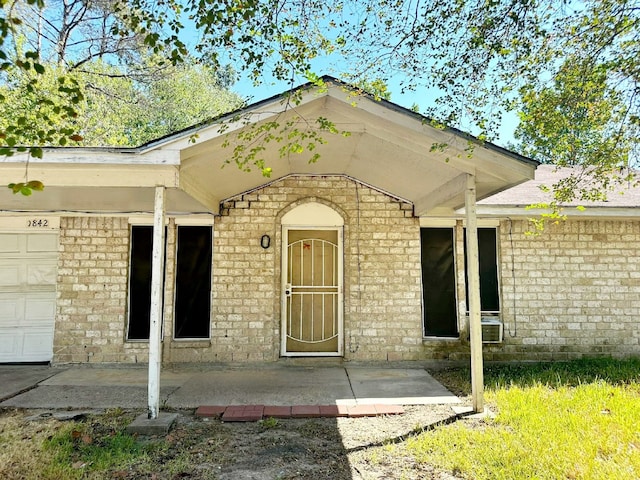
[282,228,343,356]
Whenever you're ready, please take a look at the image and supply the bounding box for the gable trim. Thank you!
[220,173,413,207]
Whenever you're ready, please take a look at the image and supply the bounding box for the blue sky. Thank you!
[178,4,522,151]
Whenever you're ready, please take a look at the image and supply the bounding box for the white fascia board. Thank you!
[0,215,60,230]
[418,218,458,227]
[472,148,537,183]
[128,216,168,225]
[464,205,640,219]
[3,163,179,188]
[323,96,475,174]
[419,217,499,227]
[141,88,330,153]
[2,148,179,165]
[173,215,215,225]
[141,110,274,152]
[327,90,536,184]
[325,94,531,184]
[128,214,214,225]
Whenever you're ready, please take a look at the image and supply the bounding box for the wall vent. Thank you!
[481,317,503,343]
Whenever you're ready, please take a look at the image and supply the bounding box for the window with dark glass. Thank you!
[420,228,458,337]
[421,227,501,338]
[174,226,212,339]
[127,226,155,340]
[464,228,500,312]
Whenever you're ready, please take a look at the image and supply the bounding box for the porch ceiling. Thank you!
[170,82,537,215]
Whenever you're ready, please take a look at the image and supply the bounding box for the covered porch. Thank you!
[0,77,537,416]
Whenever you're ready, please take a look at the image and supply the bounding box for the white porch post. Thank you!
[148,186,166,419]
[465,173,484,413]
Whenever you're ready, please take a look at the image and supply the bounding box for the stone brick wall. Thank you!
[54,217,133,363]
[52,176,427,365]
[51,189,640,365]
[54,217,178,364]
[493,218,640,360]
[417,218,640,361]
[211,175,425,362]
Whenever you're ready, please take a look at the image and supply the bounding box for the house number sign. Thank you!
[0,216,60,231]
[27,219,49,228]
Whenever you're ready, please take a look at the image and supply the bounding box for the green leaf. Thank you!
[26,180,44,191]
[9,183,24,194]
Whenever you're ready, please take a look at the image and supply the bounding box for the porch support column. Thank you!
[148,186,166,419]
[465,173,484,413]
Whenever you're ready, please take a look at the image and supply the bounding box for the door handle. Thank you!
[285,283,292,297]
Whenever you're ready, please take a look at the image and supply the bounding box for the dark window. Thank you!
[464,228,500,312]
[420,228,458,337]
[127,225,167,341]
[127,226,153,340]
[174,226,212,339]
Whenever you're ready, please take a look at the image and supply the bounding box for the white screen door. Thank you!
[282,228,343,356]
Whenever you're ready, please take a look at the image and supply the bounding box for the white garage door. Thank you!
[0,232,58,362]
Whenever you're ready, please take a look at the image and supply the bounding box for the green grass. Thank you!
[431,357,640,395]
[0,409,154,480]
[36,409,160,479]
[0,406,235,480]
[42,425,143,478]
[410,358,640,480]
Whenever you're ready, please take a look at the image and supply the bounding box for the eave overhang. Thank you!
[1,76,537,216]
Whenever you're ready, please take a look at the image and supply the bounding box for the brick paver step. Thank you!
[221,405,265,422]
[196,403,404,421]
[263,406,292,418]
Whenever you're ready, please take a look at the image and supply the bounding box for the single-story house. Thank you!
[1,77,638,365]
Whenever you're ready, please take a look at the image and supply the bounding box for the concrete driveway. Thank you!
[0,364,460,410]
[0,365,58,403]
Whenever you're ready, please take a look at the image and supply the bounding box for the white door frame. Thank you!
[281,225,344,356]
[280,202,344,357]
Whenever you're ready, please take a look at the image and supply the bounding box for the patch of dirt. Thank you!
[165,405,462,480]
[5,405,465,479]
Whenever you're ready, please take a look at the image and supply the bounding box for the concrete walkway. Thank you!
[0,364,460,411]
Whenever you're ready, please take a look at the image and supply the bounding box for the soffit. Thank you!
[174,85,536,215]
